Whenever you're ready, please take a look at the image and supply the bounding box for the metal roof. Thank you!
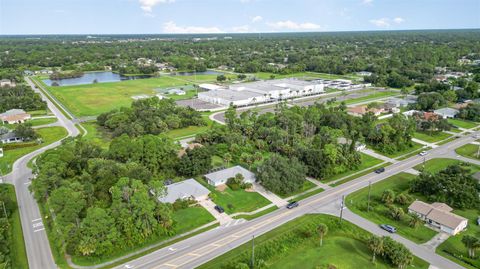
[204,165,256,185]
[158,178,210,203]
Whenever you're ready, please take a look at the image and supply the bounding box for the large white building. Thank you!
[198,78,325,107]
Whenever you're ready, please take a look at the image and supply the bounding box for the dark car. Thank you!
[214,205,225,213]
[375,167,385,174]
[380,224,397,233]
[286,201,299,209]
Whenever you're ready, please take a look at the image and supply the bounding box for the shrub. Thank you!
[395,193,412,205]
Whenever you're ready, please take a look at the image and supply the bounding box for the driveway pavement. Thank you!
[198,199,233,225]
[252,182,288,207]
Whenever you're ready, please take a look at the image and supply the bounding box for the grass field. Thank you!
[448,118,478,129]
[278,180,316,198]
[413,131,452,143]
[199,214,428,269]
[251,71,362,81]
[81,121,111,148]
[289,187,324,202]
[28,117,57,126]
[455,143,480,160]
[0,184,29,269]
[211,186,271,214]
[0,126,68,174]
[346,173,438,243]
[375,142,424,159]
[232,206,278,220]
[71,206,215,266]
[413,158,480,174]
[330,162,392,187]
[322,153,383,183]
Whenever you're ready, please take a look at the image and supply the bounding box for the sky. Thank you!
[0,0,479,35]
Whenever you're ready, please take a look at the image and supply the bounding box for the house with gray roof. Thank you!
[434,107,459,119]
[158,178,210,203]
[0,132,23,144]
[408,201,468,235]
[204,166,256,187]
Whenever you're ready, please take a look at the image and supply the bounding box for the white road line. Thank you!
[34,228,45,233]
[31,218,42,222]
[24,182,31,185]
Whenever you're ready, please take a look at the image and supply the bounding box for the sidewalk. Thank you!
[361,148,399,164]
[252,183,288,207]
[412,138,439,149]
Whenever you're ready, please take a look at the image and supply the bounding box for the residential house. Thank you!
[408,201,468,235]
[0,109,31,124]
[0,79,16,88]
[204,166,256,187]
[0,132,23,144]
[157,178,210,203]
[434,108,459,119]
[0,148,3,158]
[347,105,384,117]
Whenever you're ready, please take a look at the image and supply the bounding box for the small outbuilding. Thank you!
[204,165,256,187]
[158,178,210,203]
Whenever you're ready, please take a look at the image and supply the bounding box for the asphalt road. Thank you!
[113,134,475,269]
[4,77,79,269]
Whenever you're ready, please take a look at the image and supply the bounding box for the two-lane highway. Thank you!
[4,77,80,269]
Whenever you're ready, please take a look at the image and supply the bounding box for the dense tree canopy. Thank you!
[0,85,47,112]
[256,154,306,196]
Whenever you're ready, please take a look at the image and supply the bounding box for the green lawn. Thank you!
[330,162,392,187]
[29,117,58,127]
[448,118,478,129]
[341,90,399,105]
[199,214,428,269]
[346,173,438,243]
[455,143,480,160]
[232,206,278,220]
[413,158,480,174]
[211,186,271,214]
[27,109,51,117]
[80,121,111,148]
[71,206,215,266]
[436,208,480,269]
[278,180,316,198]
[0,126,68,174]
[251,71,362,81]
[322,153,383,183]
[375,142,424,159]
[0,184,29,269]
[413,131,452,143]
[289,187,324,202]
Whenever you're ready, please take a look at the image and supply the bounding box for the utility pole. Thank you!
[251,235,255,269]
[367,181,372,212]
[339,195,345,223]
[423,156,426,170]
[477,143,480,158]
[1,201,7,219]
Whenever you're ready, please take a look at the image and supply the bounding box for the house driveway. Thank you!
[252,183,288,207]
[422,232,450,251]
[198,199,233,225]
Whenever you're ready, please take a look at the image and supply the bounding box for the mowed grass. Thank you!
[278,180,316,198]
[0,126,68,174]
[448,118,478,129]
[437,208,480,269]
[0,184,29,269]
[43,75,205,117]
[455,143,480,160]
[322,153,383,183]
[80,121,111,148]
[413,131,452,143]
[199,214,428,269]
[346,173,438,243]
[211,186,271,214]
[413,158,480,174]
[71,206,215,266]
[28,117,57,126]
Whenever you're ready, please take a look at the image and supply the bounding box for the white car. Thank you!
[419,151,427,156]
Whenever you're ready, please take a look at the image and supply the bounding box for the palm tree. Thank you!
[223,153,232,167]
[462,235,480,258]
[408,213,422,230]
[367,236,384,264]
[317,223,328,247]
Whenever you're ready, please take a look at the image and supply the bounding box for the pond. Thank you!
[43,70,225,87]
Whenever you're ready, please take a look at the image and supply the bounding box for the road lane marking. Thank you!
[31,218,42,222]
[32,222,43,228]
[34,228,45,232]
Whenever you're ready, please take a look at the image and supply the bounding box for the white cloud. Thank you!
[251,16,263,23]
[393,17,405,24]
[369,18,390,28]
[232,25,250,33]
[267,20,322,31]
[162,21,223,34]
[139,0,175,13]
[362,0,373,5]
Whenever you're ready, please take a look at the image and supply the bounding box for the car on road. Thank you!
[380,224,397,233]
[419,151,427,156]
[286,201,299,209]
[214,205,225,213]
[374,167,385,174]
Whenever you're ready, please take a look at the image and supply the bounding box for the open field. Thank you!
[81,121,111,148]
[199,214,428,269]
[413,131,452,143]
[448,118,478,129]
[347,172,438,243]
[413,158,480,174]
[29,118,58,126]
[455,143,480,160]
[209,185,271,214]
[323,153,383,183]
[0,126,68,174]
[0,184,29,269]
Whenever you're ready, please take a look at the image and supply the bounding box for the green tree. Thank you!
[256,154,306,196]
[462,235,480,258]
[408,213,422,230]
[381,189,395,205]
[77,207,118,256]
[316,223,328,247]
[367,235,384,264]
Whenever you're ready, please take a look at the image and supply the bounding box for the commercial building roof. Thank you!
[158,178,210,203]
[204,166,256,185]
[199,83,224,91]
[199,88,263,102]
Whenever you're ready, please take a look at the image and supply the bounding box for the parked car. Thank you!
[286,201,299,209]
[419,151,427,156]
[374,167,385,174]
[380,224,397,233]
[214,205,225,213]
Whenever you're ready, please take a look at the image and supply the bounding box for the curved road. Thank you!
[4,77,79,269]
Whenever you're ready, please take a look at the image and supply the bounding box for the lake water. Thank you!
[43,70,224,87]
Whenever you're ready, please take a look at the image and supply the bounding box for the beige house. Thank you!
[408,201,468,235]
[0,109,31,124]
[0,79,16,88]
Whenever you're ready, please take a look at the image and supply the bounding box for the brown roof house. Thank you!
[0,109,31,124]
[408,201,468,235]
[347,105,384,117]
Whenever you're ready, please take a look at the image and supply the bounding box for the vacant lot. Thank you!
[448,118,478,129]
[210,185,271,214]
[413,131,452,143]
[413,158,480,174]
[323,153,383,183]
[199,214,428,269]
[455,143,480,160]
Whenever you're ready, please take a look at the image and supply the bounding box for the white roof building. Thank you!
[199,83,224,91]
[408,201,468,235]
[434,108,459,119]
[158,179,210,203]
[204,166,256,187]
